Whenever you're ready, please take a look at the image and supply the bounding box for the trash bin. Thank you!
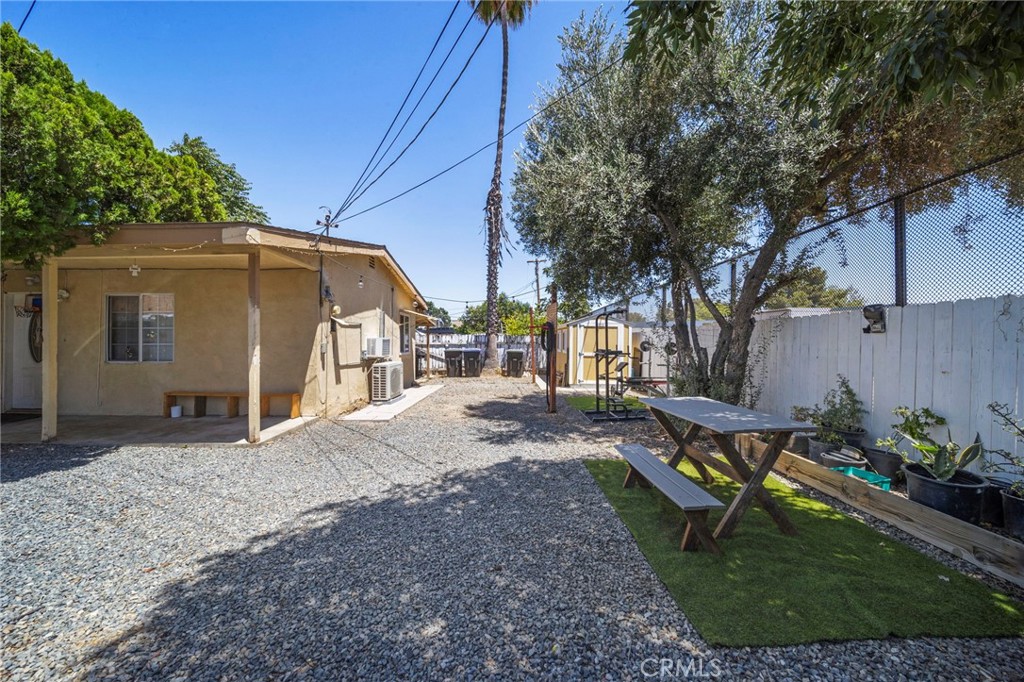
[444,350,464,378]
[463,349,483,377]
[506,349,525,378]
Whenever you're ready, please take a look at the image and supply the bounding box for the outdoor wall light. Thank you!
[358,275,364,289]
[863,305,886,334]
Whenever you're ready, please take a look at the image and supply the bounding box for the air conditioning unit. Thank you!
[365,337,392,358]
[371,361,404,402]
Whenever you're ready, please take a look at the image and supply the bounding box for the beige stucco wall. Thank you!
[1,249,419,417]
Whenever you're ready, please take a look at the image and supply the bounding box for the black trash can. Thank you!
[463,349,483,377]
[444,350,464,378]
[506,349,525,377]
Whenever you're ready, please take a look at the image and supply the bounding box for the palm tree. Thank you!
[471,0,534,371]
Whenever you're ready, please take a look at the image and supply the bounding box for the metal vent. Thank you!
[365,337,392,358]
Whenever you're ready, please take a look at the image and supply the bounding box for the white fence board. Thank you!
[745,296,1022,475]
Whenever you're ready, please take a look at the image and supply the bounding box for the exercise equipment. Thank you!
[582,309,649,423]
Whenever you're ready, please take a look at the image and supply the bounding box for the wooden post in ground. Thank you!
[529,307,536,382]
[41,261,59,441]
[546,291,557,413]
[247,251,261,443]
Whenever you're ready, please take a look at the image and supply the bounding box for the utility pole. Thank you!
[527,258,546,310]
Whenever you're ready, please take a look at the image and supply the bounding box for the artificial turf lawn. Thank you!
[566,395,646,412]
[585,458,1024,647]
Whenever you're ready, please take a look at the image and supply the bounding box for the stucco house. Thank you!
[1,222,430,442]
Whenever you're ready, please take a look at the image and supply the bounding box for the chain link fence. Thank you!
[706,151,1024,308]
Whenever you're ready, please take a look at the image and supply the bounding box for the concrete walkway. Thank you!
[341,383,444,421]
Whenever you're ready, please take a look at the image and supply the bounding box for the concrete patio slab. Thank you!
[341,383,444,421]
[0,414,314,446]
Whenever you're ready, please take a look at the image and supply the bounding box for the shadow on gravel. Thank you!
[463,390,658,448]
[0,445,118,483]
[80,457,681,680]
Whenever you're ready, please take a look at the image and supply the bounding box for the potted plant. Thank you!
[895,428,986,524]
[817,375,867,446]
[794,375,866,462]
[868,407,946,482]
[982,402,1024,539]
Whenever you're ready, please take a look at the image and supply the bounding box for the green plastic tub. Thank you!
[830,466,892,491]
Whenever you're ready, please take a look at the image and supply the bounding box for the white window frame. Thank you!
[399,314,411,354]
[106,293,175,364]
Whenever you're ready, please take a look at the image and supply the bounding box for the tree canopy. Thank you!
[459,293,533,335]
[513,8,1022,403]
[625,1,1024,121]
[166,134,269,224]
[764,267,864,310]
[425,301,452,327]
[0,24,263,268]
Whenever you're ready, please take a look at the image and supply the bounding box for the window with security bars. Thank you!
[107,294,174,362]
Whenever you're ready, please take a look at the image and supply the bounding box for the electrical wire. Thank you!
[338,9,501,218]
[337,0,462,216]
[17,0,37,33]
[339,53,627,223]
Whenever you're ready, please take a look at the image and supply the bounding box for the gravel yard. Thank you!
[2,378,1022,681]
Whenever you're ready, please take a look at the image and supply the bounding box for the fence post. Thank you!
[894,195,907,306]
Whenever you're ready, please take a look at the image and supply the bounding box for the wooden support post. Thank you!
[425,324,431,380]
[546,292,557,413]
[247,251,261,443]
[41,261,58,441]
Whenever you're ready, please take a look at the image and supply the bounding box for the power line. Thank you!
[339,10,500,218]
[17,0,38,33]
[339,53,627,223]
[337,0,462,216]
[338,9,478,218]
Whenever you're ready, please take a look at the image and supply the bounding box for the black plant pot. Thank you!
[1001,489,1024,540]
[862,447,904,481]
[981,475,1014,527]
[903,463,988,525]
[806,437,834,464]
[787,434,809,455]
[822,450,868,470]
[832,427,866,447]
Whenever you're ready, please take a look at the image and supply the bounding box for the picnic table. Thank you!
[637,396,816,540]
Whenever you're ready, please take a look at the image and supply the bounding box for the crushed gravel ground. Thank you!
[2,377,1022,681]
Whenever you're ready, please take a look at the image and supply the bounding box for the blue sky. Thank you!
[2,0,623,321]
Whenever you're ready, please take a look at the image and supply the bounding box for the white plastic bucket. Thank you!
[170,405,183,418]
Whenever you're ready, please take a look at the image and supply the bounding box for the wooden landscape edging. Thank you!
[735,434,1024,587]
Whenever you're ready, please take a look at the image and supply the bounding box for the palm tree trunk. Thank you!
[483,16,509,371]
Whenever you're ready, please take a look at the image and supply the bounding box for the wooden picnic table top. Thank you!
[638,396,816,435]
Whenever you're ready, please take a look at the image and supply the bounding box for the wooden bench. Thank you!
[616,443,725,554]
[163,391,300,419]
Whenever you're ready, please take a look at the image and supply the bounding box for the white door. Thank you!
[4,294,43,410]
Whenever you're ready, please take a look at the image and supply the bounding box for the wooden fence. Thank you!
[745,295,1022,464]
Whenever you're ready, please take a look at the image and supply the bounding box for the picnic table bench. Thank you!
[163,391,300,419]
[616,444,725,554]
[636,396,816,541]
